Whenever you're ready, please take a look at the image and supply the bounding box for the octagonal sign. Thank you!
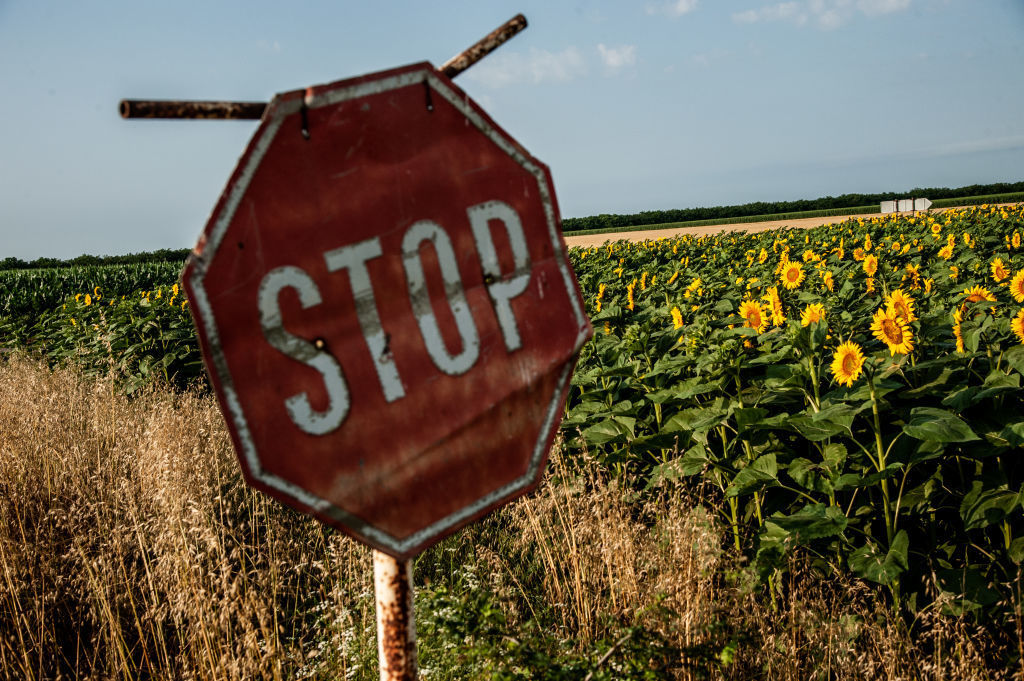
[182,62,592,558]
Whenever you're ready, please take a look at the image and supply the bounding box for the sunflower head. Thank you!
[671,306,683,329]
[963,285,996,304]
[886,289,916,323]
[1010,271,1024,303]
[800,303,826,327]
[780,261,805,290]
[1013,308,1024,345]
[871,307,914,355]
[830,341,865,387]
[738,299,767,333]
[863,254,878,277]
[991,258,1010,283]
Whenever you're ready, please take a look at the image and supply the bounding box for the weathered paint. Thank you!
[181,62,592,559]
[374,550,417,681]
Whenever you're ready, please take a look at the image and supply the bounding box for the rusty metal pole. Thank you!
[119,14,527,120]
[373,550,417,681]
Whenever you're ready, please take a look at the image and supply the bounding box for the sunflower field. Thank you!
[4,205,1024,616]
[0,261,182,324]
[565,204,1024,613]
[1,278,201,392]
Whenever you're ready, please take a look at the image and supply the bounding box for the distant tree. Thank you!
[0,256,29,270]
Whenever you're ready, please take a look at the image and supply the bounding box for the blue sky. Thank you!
[1,0,1021,260]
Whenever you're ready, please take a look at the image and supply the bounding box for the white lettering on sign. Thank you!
[467,200,531,352]
[258,266,351,435]
[257,200,534,434]
[401,220,480,376]
[323,238,406,403]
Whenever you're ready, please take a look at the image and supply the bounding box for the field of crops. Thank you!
[3,204,1023,618]
[566,203,1024,613]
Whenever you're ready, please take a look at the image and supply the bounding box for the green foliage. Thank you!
[417,570,683,680]
[5,203,1024,621]
[0,248,190,272]
[0,262,182,324]
[566,204,1024,615]
[3,281,202,391]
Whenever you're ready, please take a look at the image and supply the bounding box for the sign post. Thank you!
[121,16,591,680]
[375,552,417,680]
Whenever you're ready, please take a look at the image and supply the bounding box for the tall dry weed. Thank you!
[0,355,1018,679]
[0,356,376,680]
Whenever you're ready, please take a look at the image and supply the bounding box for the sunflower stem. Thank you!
[808,355,821,413]
[868,376,895,546]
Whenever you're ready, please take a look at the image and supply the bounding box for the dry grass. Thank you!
[0,355,1017,679]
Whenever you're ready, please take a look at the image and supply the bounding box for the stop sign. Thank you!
[182,62,591,558]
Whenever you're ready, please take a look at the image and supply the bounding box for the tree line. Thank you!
[560,180,1024,232]
[3,181,1022,270]
[0,248,191,271]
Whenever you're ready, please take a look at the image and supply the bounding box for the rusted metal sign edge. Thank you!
[180,61,591,560]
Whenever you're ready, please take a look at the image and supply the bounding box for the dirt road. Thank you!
[562,203,1021,249]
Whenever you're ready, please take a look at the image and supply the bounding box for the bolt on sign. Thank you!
[182,61,592,559]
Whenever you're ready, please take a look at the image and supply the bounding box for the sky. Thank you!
[1,0,1022,261]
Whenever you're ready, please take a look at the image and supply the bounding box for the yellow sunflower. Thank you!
[991,258,1010,283]
[1010,271,1024,303]
[830,341,865,387]
[626,279,637,311]
[871,307,914,355]
[853,247,866,261]
[952,306,965,353]
[671,306,684,329]
[800,303,826,327]
[963,285,996,304]
[1013,232,1021,249]
[738,299,767,333]
[863,254,878,277]
[886,289,917,323]
[762,286,786,327]
[937,244,953,260]
[780,261,805,290]
[821,270,835,292]
[1013,308,1024,345]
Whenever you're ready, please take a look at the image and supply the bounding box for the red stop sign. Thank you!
[182,62,591,558]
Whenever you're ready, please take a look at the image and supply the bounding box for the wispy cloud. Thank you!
[732,0,912,29]
[646,0,699,18]
[597,44,637,73]
[733,2,804,25]
[856,0,912,16]
[689,48,732,68]
[463,47,587,88]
